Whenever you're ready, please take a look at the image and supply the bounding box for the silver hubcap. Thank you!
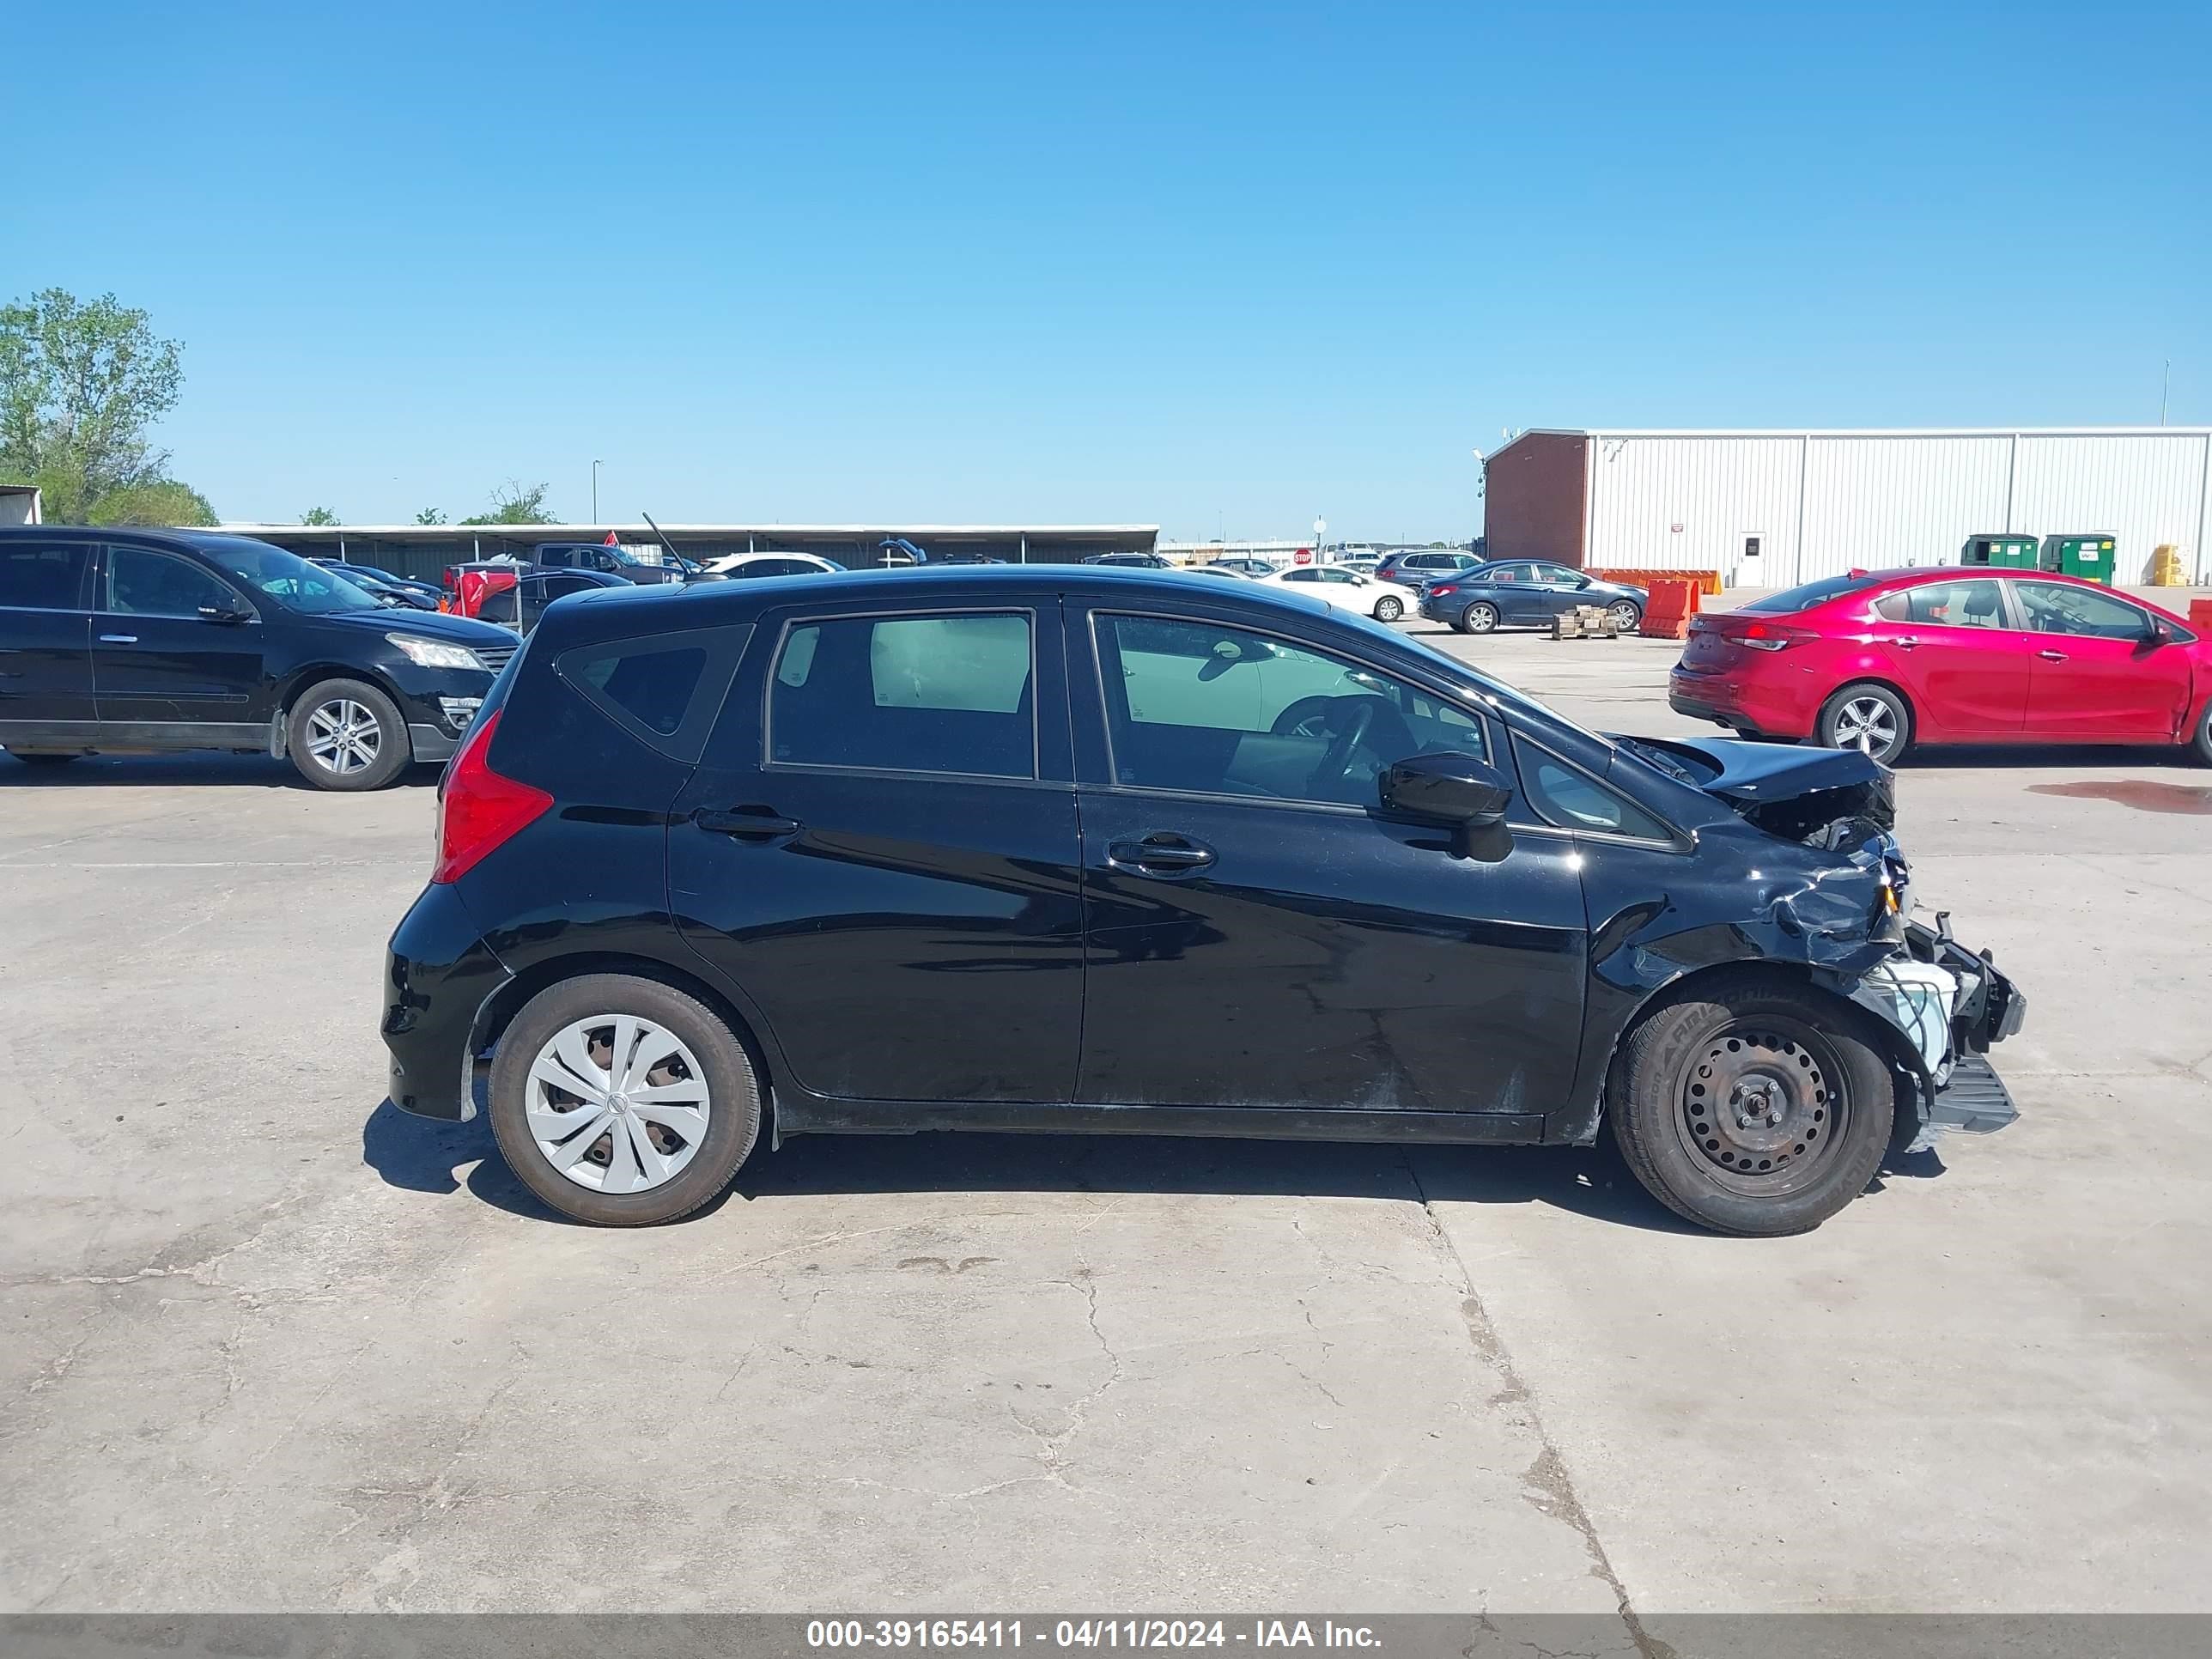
[1468,605,1495,632]
[1832,696,1899,757]
[526,1015,711,1194]
[307,698,382,774]
[1376,598,1401,620]
[1610,602,1638,629]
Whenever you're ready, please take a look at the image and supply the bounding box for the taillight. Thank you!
[1430,583,1460,597]
[431,711,552,884]
[1741,622,1815,652]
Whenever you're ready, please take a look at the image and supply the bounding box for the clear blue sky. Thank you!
[7,2,2206,541]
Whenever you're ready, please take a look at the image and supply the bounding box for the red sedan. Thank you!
[1668,568,2212,766]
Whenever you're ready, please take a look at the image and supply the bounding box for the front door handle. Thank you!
[1106,833,1217,876]
[692,806,802,840]
[1892,635,1918,649]
[2039,648,2068,662]
[99,634,138,644]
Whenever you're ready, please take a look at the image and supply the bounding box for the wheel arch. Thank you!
[1819,674,1917,734]
[1564,957,1920,1144]
[469,948,779,1129]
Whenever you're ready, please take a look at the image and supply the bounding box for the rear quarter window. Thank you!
[552,625,750,763]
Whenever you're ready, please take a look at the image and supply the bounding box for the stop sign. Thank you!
[1295,547,1314,565]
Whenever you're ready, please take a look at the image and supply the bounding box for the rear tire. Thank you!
[1817,681,1911,767]
[286,678,410,791]
[1458,601,1498,635]
[1607,971,1894,1237]
[489,974,763,1226]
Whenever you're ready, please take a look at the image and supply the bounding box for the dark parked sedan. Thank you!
[1419,561,1648,634]
[383,567,2021,1236]
[308,556,444,609]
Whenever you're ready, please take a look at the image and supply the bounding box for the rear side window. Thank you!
[553,625,748,762]
[1875,579,2008,628]
[769,611,1035,778]
[0,542,91,610]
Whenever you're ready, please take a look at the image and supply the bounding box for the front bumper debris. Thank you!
[1856,915,2027,1153]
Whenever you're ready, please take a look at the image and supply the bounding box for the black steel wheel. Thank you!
[1608,972,1893,1236]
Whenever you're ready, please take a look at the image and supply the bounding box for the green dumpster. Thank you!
[2039,533,2117,585]
[1962,533,2038,568]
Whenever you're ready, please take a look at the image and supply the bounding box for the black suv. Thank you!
[382,567,2022,1235]
[1,527,518,789]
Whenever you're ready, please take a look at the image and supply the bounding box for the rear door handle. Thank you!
[1106,833,1216,876]
[2039,648,2067,662]
[99,634,137,644]
[691,806,802,840]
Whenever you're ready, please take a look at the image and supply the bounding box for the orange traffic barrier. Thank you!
[1589,567,1722,597]
[1639,578,1698,640]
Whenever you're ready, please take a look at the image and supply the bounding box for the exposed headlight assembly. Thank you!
[386,633,487,672]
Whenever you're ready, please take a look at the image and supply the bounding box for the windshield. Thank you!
[1345,609,1614,749]
[204,539,385,615]
[1735,574,1881,616]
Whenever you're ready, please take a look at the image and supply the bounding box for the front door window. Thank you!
[1095,614,1485,807]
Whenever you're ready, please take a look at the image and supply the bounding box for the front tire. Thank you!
[1458,601,1499,635]
[1607,599,1643,632]
[287,678,410,790]
[1607,972,1894,1236]
[2191,701,2212,766]
[1817,681,1911,767]
[1372,593,1405,623]
[489,974,763,1225]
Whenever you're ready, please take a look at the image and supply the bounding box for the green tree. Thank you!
[301,506,340,526]
[0,289,185,521]
[88,479,218,527]
[461,480,556,526]
[413,507,447,525]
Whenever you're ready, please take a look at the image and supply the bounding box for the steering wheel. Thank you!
[1314,698,1377,789]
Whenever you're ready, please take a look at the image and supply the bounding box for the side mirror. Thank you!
[1381,750,1510,828]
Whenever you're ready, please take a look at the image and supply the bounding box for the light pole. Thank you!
[592,459,603,525]
[1312,516,1326,566]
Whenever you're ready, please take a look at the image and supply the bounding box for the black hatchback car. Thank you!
[1419,561,1649,634]
[382,567,2021,1235]
[1,527,517,788]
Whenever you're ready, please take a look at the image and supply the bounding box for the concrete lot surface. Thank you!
[3,622,2207,1618]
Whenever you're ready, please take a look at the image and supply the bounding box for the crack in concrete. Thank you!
[1005,1266,1124,1492]
[1400,1152,1673,1659]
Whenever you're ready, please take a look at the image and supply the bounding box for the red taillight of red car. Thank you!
[1739,622,1816,653]
[432,711,553,884]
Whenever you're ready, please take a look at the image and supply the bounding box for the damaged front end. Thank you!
[1621,735,2027,1154]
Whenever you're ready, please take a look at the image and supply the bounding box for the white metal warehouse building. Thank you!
[1482,427,2212,587]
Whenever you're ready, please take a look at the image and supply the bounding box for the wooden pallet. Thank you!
[1551,605,1620,641]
